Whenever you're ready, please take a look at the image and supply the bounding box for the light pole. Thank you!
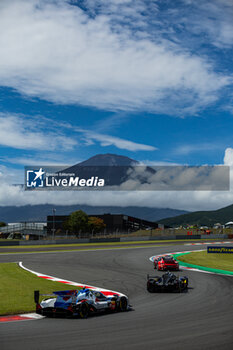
[52,208,56,239]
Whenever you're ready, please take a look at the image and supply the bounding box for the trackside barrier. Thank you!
[120,236,150,241]
[0,234,232,246]
[120,235,176,241]
[0,241,20,246]
[201,234,228,239]
[175,235,201,239]
[90,238,120,243]
[20,238,90,245]
[20,240,56,245]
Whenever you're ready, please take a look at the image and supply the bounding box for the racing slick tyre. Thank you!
[180,278,188,292]
[147,285,154,293]
[118,297,128,311]
[79,302,89,318]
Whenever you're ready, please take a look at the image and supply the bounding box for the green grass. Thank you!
[177,251,233,272]
[0,263,80,315]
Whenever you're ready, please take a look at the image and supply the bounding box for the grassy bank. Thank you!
[0,263,80,315]
[176,251,233,272]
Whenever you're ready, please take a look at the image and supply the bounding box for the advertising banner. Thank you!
[207,246,233,253]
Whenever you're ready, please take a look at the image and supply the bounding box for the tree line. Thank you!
[63,210,105,235]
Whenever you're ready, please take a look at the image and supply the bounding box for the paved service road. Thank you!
[0,244,233,350]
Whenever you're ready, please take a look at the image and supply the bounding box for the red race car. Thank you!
[153,255,179,271]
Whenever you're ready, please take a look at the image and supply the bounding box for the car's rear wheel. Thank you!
[147,286,154,293]
[119,297,128,311]
[79,302,89,318]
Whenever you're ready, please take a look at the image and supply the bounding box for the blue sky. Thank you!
[0,0,233,210]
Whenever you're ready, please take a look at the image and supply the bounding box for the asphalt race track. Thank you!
[1,243,233,350]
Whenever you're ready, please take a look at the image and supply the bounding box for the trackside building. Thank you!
[47,214,158,235]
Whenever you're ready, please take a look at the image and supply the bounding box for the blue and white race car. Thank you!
[34,287,131,318]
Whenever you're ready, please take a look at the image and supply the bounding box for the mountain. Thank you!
[77,154,138,166]
[0,205,188,223]
[61,153,155,187]
[2,154,188,223]
[158,203,233,227]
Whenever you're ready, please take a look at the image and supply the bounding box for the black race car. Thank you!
[147,271,188,293]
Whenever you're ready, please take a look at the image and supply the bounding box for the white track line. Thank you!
[19,261,125,297]
[184,241,231,246]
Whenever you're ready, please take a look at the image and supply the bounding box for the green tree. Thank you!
[88,217,106,234]
[0,222,6,227]
[62,219,70,234]
[66,210,89,234]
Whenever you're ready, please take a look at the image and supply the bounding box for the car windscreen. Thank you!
[163,258,175,263]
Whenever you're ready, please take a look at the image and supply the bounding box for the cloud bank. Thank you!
[0,148,233,211]
[0,0,231,115]
[0,113,156,152]
[0,113,76,151]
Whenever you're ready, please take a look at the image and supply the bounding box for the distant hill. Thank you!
[0,205,188,223]
[158,204,233,227]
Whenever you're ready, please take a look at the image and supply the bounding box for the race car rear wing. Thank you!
[34,290,78,304]
[147,274,160,280]
[34,290,40,304]
[34,290,55,304]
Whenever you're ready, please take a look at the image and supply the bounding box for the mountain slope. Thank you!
[61,153,155,186]
[77,153,138,166]
[158,204,233,227]
[0,205,188,223]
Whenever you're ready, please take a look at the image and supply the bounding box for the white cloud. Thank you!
[224,148,233,166]
[80,130,157,151]
[0,165,23,184]
[174,143,222,156]
[185,0,233,49]
[0,0,230,115]
[118,165,228,191]
[0,113,77,151]
[0,155,83,167]
[0,180,233,212]
[0,112,156,153]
